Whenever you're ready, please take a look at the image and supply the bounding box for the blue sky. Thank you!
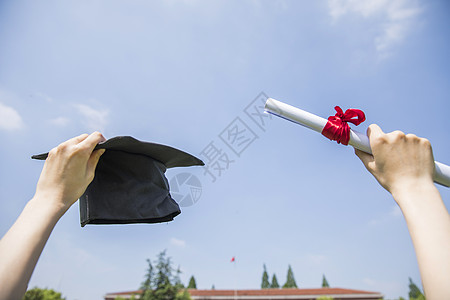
[0,0,449,299]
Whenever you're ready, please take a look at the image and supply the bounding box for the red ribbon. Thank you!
[321,106,366,145]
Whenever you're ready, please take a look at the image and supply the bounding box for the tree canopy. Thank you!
[322,274,329,288]
[408,277,424,300]
[23,287,65,300]
[140,250,191,300]
[282,265,298,288]
[187,276,197,289]
[261,264,270,289]
[270,274,280,288]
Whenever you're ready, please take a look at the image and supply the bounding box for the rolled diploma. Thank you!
[265,97,450,187]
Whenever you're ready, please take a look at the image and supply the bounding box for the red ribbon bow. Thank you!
[321,106,366,145]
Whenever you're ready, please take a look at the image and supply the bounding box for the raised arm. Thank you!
[355,124,450,300]
[0,132,105,300]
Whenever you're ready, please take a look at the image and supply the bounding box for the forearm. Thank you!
[0,196,65,300]
[0,132,104,300]
[394,183,450,300]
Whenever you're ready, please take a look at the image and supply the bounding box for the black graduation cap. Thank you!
[32,136,204,226]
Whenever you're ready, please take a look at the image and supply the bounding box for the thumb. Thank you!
[86,149,106,179]
[354,148,374,172]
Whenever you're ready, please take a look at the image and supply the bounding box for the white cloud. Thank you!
[54,237,117,274]
[362,277,405,297]
[389,204,402,217]
[306,254,327,265]
[73,102,108,132]
[329,0,390,19]
[249,0,288,10]
[170,237,186,248]
[48,116,70,127]
[32,92,54,102]
[362,277,377,286]
[0,102,25,131]
[369,204,403,226]
[328,0,422,58]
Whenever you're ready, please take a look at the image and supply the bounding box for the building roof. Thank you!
[105,287,383,300]
[189,288,380,296]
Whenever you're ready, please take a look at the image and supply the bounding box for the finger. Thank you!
[367,124,384,140]
[61,133,89,147]
[405,133,418,140]
[86,149,106,179]
[354,148,374,170]
[388,130,405,141]
[78,132,106,152]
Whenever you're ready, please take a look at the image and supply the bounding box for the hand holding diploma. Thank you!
[356,124,450,300]
[355,124,435,196]
[264,98,450,187]
[265,97,450,299]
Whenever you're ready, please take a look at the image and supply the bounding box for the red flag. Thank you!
[230,256,235,262]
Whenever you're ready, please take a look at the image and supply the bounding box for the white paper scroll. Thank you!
[265,97,450,187]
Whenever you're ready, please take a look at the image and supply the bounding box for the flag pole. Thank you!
[231,256,237,300]
[234,262,237,300]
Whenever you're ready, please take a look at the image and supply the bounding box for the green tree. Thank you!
[141,258,155,300]
[270,274,280,288]
[140,250,192,300]
[282,265,298,288]
[322,274,329,287]
[261,264,270,289]
[154,250,172,288]
[23,287,65,300]
[187,276,197,289]
[174,266,184,288]
[175,290,191,300]
[408,277,424,300]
